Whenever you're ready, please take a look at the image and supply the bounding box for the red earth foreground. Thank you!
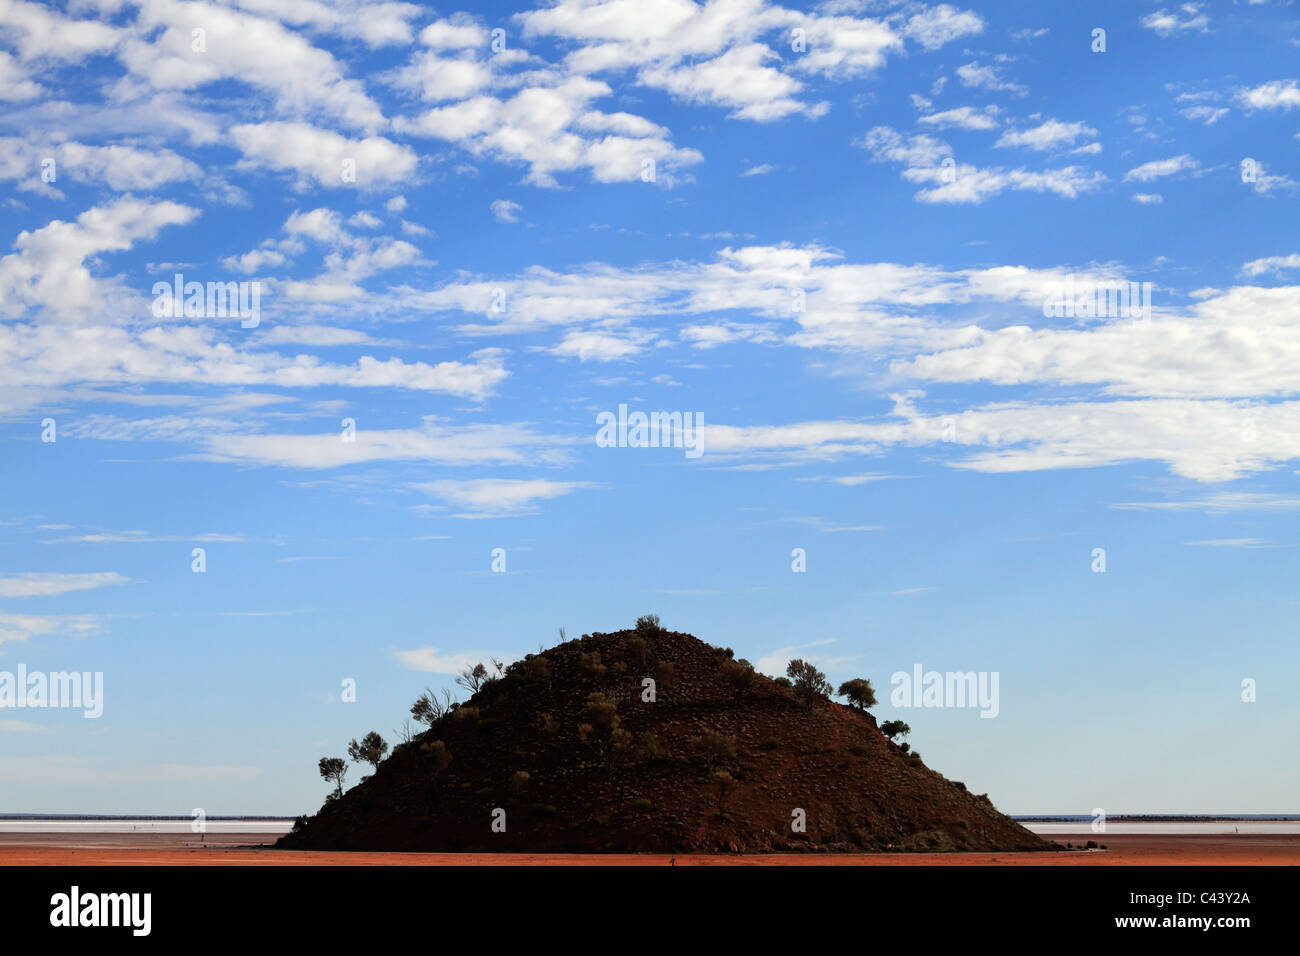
[2,831,1298,865]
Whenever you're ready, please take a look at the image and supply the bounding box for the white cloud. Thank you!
[418,16,488,50]
[0,0,122,61]
[0,197,198,319]
[394,647,498,674]
[0,50,41,100]
[231,0,422,48]
[253,325,382,347]
[995,118,1097,151]
[200,418,563,469]
[118,0,387,132]
[231,122,417,188]
[396,77,701,187]
[860,126,1105,203]
[1112,492,1300,512]
[918,106,1000,131]
[1242,253,1300,276]
[955,61,1025,94]
[1123,154,1200,182]
[0,611,105,646]
[519,0,974,122]
[491,198,523,223]
[413,478,596,517]
[0,572,129,598]
[1181,104,1228,124]
[550,328,650,361]
[1141,4,1210,37]
[641,42,823,121]
[1238,79,1300,111]
[0,138,203,192]
[903,4,983,51]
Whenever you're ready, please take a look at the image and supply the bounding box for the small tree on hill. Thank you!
[318,756,347,799]
[786,659,832,710]
[421,739,452,773]
[456,661,502,695]
[880,720,911,744]
[711,770,736,815]
[411,687,456,727]
[720,658,756,700]
[635,614,661,634]
[837,678,878,712]
[692,729,737,772]
[394,718,416,745]
[347,731,389,772]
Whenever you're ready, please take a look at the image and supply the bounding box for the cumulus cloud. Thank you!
[0,197,198,319]
[491,199,523,223]
[1141,4,1210,37]
[396,76,701,187]
[955,60,1025,94]
[117,0,388,131]
[859,126,1105,203]
[995,118,1097,151]
[230,122,417,188]
[1238,79,1300,111]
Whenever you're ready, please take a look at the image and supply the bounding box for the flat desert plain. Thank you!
[2,831,1298,865]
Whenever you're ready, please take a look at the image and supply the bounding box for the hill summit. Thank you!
[279,623,1053,853]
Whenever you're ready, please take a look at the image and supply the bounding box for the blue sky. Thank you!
[1,0,1299,817]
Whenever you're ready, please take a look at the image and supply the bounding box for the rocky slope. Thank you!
[279,625,1054,853]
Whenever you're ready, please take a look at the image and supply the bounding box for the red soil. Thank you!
[4,832,1298,865]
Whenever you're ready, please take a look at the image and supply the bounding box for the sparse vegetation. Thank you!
[626,635,647,667]
[411,687,456,727]
[837,678,878,712]
[881,720,911,744]
[578,650,606,681]
[719,658,756,699]
[456,660,503,695]
[711,770,735,814]
[394,718,416,745]
[346,731,388,772]
[656,660,675,691]
[635,614,662,634]
[318,756,347,799]
[634,732,666,762]
[284,626,1051,855]
[786,659,832,710]
[421,739,452,775]
[692,729,737,771]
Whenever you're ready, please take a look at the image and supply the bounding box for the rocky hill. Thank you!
[279,624,1054,853]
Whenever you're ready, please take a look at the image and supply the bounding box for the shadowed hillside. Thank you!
[280,623,1054,853]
